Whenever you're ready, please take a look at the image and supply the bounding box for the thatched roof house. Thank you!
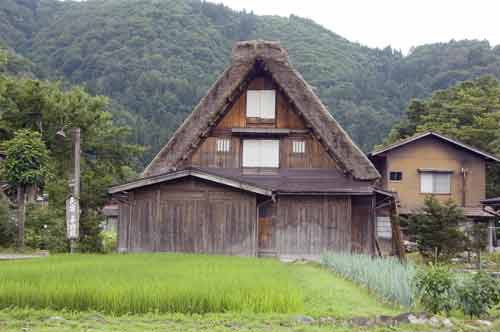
[110,41,390,258]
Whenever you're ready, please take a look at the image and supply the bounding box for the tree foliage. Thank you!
[1,0,499,164]
[0,73,143,251]
[1,129,50,187]
[406,196,468,262]
[384,75,500,196]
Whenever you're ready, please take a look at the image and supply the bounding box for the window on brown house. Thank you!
[389,171,402,181]
[420,172,451,194]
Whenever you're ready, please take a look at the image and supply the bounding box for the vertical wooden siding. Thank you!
[215,76,306,130]
[351,196,374,254]
[117,178,257,255]
[273,196,352,255]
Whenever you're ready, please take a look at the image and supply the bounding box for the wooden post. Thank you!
[69,128,81,254]
[16,185,25,249]
[389,200,406,262]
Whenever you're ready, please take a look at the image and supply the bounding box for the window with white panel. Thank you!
[242,140,279,168]
[216,138,231,152]
[292,140,305,154]
[420,172,451,194]
[246,90,276,119]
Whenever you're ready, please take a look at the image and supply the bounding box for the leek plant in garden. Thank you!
[321,252,417,307]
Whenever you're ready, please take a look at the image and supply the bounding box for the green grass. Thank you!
[290,263,398,318]
[0,308,491,332]
[0,254,398,316]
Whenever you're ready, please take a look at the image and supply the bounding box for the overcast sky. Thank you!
[209,0,500,54]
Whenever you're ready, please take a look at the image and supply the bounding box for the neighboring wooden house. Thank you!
[370,132,500,249]
[109,40,390,258]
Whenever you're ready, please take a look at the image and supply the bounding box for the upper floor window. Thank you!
[389,171,402,181]
[292,140,306,154]
[246,90,276,119]
[216,138,231,153]
[420,171,451,194]
[242,139,279,168]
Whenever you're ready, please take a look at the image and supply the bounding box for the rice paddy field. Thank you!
[0,253,402,318]
[0,254,305,314]
[2,253,490,332]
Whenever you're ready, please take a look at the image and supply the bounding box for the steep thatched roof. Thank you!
[143,40,380,180]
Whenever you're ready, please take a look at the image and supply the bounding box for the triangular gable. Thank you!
[371,131,500,162]
[143,40,380,181]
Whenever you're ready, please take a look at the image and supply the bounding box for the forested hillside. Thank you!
[1,0,500,165]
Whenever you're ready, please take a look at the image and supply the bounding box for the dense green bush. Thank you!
[100,231,117,254]
[456,272,500,318]
[25,204,67,252]
[0,195,15,247]
[321,252,417,307]
[415,264,455,314]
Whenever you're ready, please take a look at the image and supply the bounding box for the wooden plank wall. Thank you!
[117,178,257,255]
[189,137,240,168]
[215,76,306,130]
[273,196,352,255]
[280,136,336,169]
[351,196,374,254]
[185,75,338,170]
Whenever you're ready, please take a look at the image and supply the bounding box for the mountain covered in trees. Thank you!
[2,0,500,164]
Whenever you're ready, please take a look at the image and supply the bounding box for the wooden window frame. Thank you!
[246,90,276,122]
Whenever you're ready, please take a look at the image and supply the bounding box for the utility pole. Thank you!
[71,128,81,253]
[65,128,81,253]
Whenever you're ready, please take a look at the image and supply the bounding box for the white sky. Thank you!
[209,0,500,54]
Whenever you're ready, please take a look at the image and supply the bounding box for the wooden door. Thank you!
[258,217,273,249]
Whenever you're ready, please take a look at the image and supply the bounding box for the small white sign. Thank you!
[66,196,80,240]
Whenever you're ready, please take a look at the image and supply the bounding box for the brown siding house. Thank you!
[109,40,389,258]
[370,132,499,218]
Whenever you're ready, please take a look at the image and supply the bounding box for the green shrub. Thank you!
[456,272,500,318]
[100,231,117,253]
[25,204,67,252]
[321,252,417,307]
[78,213,104,253]
[415,264,455,314]
[406,196,468,262]
[0,196,15,247]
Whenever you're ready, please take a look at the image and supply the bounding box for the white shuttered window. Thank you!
[246,90,276,119]
[216,138,231,152]
[292,140,305,153]
[420,172,451,194]
[242,140,279,168]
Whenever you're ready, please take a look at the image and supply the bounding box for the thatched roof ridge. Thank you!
[143,40,379,180]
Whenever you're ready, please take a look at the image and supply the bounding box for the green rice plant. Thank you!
[321,252,417,307]
[0,254,303,314]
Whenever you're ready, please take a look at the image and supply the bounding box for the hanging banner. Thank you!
[66,195,80,240]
